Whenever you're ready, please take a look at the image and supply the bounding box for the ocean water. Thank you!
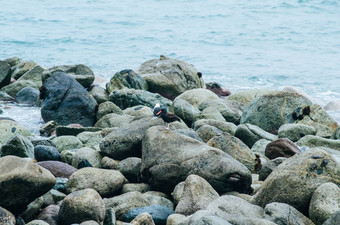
[0,0,339,129]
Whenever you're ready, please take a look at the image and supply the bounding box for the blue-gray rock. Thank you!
[16,87,40,105]
[124,205,174,225]
[34,145,60,161]
[0,60,12,88]
[40,72,97,126]
[54,177,68,193]
[0,206,16,225]
[322,210,340,225]
[106,69,148,93]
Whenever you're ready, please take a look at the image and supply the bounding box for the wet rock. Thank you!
[16,87,40,105]
[96,101,123,120]
[40,72,97,126]
[175,175,219,216]
[52,135,83,152]
[17,65,44,87]
[227,89,277,106]
[71,147,103,169]
[207,133,256,171]
[286,104,339,137]
[195,125,223,143]
[124,205,174,224]
[34,145,60,161]
[296,135,340,150]
[278,123,317,142]
[1,80,39,97]
[121,183,152,194]
[240,91,312,133]
[67,167,126,197]
[1,133,34,158]
[106,69,148,93]
[37,161,77,179]
[58,188,105,224]
[94,113,135,128]
[192,119,237,135]
[264,202,315,225]
[205,82,231,97]
[137,56,204,100]
[130,212,155,225]
[43,64,95,88]
[0,206,16,225]
[264,138,301,160]
[235,123,277,148]
[141,126,252,194]
[12,61,37,80]
[253,148,340,215]
[0,156,56,214]
[89,84,109,104]
[0,60,12,88]
[100,116,164,160]
[117,157,142,183]
[109,89,172,110]
[309,182,340,225]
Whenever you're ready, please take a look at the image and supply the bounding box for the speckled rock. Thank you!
[71,147,103,168]
[124,205,174,225]
[173,89,219,108]
[323,210,340,225]
[130,212,155,225]
[200,107,226,122]
[296,135,340,150]
[123,105,154,118]
[278,123,316,142]
[264,138,301,160]
[34,145,60,161]
[16,87,40,105]
[0,206,16,225]
[1,133,34,158]
[17,65,44,87]
[195,125,223,143]
[96,101,123,120]
[170,98,201,125]
[227,89,277,106]
[251,139,271,155]
[117,157,142,183]
[0,80,39,97]
[77,131,102,149]
[89,85,109,104]
[235,123,277,148]
[37,161,77,178]
[121,183,152,194]
[94,113,135,128]
[12,61,37,79]
[0,119,32,147]
[106,69,148,93]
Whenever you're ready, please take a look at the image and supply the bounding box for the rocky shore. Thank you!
[0,55,339,225]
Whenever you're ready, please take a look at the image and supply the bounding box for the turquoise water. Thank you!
[1,0,340,124]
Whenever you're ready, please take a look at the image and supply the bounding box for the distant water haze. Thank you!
[1,0,339,123]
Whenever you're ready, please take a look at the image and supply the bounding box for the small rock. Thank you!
[264,138,301,160]
[130,212,155,225]
[89,85,109,104]
[195,125,223,143]
[278,123,317,142]
[34,145,60,161]
[71,147,103,169]
[0,206,16,225]
[101,156,119,169]
[235,123,277,148]
[52,135,83,152]
[117,157,142,183]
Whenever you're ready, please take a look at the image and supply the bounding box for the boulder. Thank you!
[191,215,232,225]
[60,149,78,165]
[96,101,123,120]
[195,125,223,143]
[130,212,155,225]
[240,91,312,133]
[175,175,219,216]
[106,69,148,93]
[200,107,226,122]
[309,182,340,225]
[16,87,40,105]
[20,196,45,222]
[51,135,83,152]
[0,206,16,225]
[0,119,32,147]
[94,113,135,128]
[323,210,340,225]
[286,104,339,137]
[12,61,37,80]
[227,89,277,106]
[0,156,56,214]
[264,202,315,225]
[123,105,154,118]
[192,119,237,135]
[71,147,103,168]
[0,133,34,158]
[34,145,60,161]
[40,72,97,126]
[141,126,252,194]
[171,98,201,125]
[0,80,39,97]
[100,116,164,160]
[0,60,11,88]
[109,89,172,110]
[17,65,44,87]
[4,56,20,67]
[207,133,256,171]
[37,161,77,178]
[259,157,286,181]
[43,64,95,88]
[101,156,119,169]
[175,129,203,142]
[67,167,126,197]
[174,89,219,108]
[77,131,102,149]
[89,85,109,104]
[171,182,185,205]
[235,123,277,148]
[125,205,174,224]
[278,123,317,142]
[58,188,105,224]
[296,135,340,150]
[324,101,340,111]
[332,127,340,140]
[26,220,49,225]
[264,138,301,160]
[253,148,340,215]
[117,157,142,183]
[137,56,204,100]
[251,139,271,155]
[121,183,152,194]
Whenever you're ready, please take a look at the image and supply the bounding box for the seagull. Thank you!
[153,103,180,129]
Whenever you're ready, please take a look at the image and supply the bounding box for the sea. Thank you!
[0,0,339,133]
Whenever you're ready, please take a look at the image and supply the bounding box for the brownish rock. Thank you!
[205,82,231,97]
[36,205,60,225]
[265,138,301,160]
[37,161,77,178]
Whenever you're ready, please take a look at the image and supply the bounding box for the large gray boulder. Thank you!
[58,188,105,224]
[141,126,252,194]
[0,60,11,88]
[171,98,201,125]
[100,116,164,160]
[109,89,172,110]
[137,56,204,100]
[174,89,219,108]
[0,156,56,214]
[240,91,312,134]
[43,64,95,88]
[192,119,237,135]
[106,69,148,93]
[67,167,126,197]
[253,148,340,215]
[40,72,97,126]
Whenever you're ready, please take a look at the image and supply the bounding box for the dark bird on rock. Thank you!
[153,103,180,129]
